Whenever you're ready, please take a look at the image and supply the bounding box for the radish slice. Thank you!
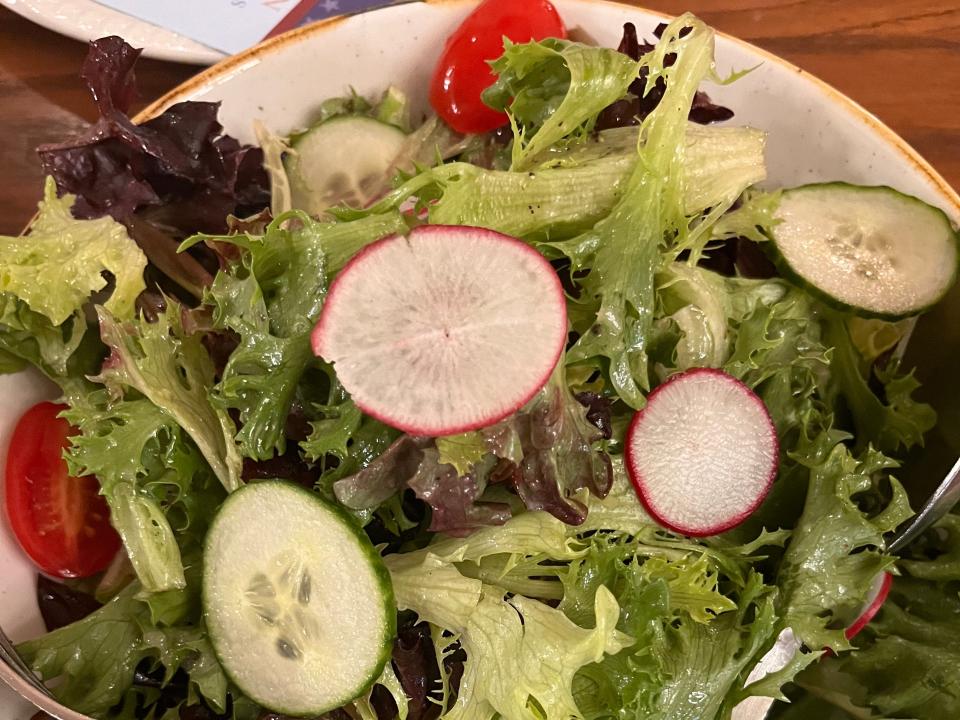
[312,225,566,436]
[625,368,778,536]
[845,571,893,640]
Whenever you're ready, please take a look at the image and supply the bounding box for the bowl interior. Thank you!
[2,1,959,716]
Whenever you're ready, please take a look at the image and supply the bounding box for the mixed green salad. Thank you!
[2,5,960,720]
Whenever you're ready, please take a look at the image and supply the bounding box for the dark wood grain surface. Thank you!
[1,0,957,234]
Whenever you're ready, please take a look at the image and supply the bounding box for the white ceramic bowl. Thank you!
[2,1,959,717]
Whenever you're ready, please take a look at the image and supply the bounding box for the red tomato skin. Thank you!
[4,402,121,578]
[429,0,566,134]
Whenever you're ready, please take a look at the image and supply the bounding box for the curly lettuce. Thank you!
[17,581,228,718]
[184,211,407,461]
[64,392,224,592]
[334,363,611,532]
[95,304,242,492]
[0,178,146,393]
[553,16,723,407]
[385,513,632,720]
[0,178,146,325]
[483,38,640,170]
[781,515,960,719]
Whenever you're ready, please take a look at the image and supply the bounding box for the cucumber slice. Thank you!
[203,481,395,716]
[285,115,406,215]
[770,183,958,319]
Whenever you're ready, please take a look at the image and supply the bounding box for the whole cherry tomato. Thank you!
[429,0,566,134]
[4,402,121,578]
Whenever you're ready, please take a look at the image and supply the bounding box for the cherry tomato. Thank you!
[4,402,120,578]
[429,0,566,134]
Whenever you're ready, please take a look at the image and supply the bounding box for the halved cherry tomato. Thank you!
[429,0,566,134]
[4,402,120,578]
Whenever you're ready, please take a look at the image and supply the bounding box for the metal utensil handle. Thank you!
[888,455,960,554]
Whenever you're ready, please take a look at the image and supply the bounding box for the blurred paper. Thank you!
[93,0,389,55]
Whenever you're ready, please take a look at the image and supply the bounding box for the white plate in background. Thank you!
[1,0,224,64]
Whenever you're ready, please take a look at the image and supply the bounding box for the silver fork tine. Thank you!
[888,455,960,554]
[0,623,53,697]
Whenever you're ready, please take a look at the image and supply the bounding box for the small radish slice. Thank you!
[845,571,893,640]
[625,368,778,536]
[312,225,566,436]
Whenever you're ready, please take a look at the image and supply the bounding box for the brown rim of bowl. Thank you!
[134,0,960,216]
[3,1,958,718]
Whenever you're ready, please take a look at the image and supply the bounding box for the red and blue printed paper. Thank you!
[93,0,393,56]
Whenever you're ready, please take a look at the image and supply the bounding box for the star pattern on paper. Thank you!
[321,0,340,11]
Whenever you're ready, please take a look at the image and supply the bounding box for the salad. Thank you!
[2,2,959,719]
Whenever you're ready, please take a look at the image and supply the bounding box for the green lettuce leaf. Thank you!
[776,437,912,651]
[0,177,151,394]
[555,16,719,407]
[253,121,294,217]
[94,303,242,492]
[824,316,936,453]
[426,123,764,244]
[725,282,827,391]
[300,380,400,494]
[659,571,777,720]
[721,281,833,468]
[656,263,751,371]
[0,346,27,373]
[483,39,640,170]
[0,177,146,325]
[681,123,767,217]
[201,211,325,460]
[846,316,915,366]
[140,625,229,713]
[561,530,786,719]
[17,582,231,719]
[576,457,653,536]
[17,585,149,716]
[447,588,630,720]
[385,519,631,720]
[355,663,410,720]
[186,211,407,461]
[64,391,224,592]
[435,431,488,476]
[0,292,101,396]
[786,515,960,719]
[709,189,781,244]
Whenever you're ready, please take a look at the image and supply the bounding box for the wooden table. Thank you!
[1,0,958,234]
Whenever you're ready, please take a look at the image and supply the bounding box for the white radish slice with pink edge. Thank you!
[311,225,567,436]
[625,368,778,536]
[846,571,893,640]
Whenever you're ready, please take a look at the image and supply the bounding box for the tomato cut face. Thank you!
[4,401,121,578]
[429,0,566,134]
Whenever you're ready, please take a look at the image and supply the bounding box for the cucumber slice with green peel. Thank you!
[285,115,407,215]
[203,481,395,716]
[770,183,958,319]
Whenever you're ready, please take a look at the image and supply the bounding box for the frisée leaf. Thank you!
[94,303,242,492]
[0,178,146,325]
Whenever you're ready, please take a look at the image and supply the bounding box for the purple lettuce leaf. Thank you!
[334,436,510,536]
[407,450,512,536]
[36,36,270,300]
[595,22,733,131]
[333,374,612,533]
[491,378,613,526]
[333,435,429,510]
